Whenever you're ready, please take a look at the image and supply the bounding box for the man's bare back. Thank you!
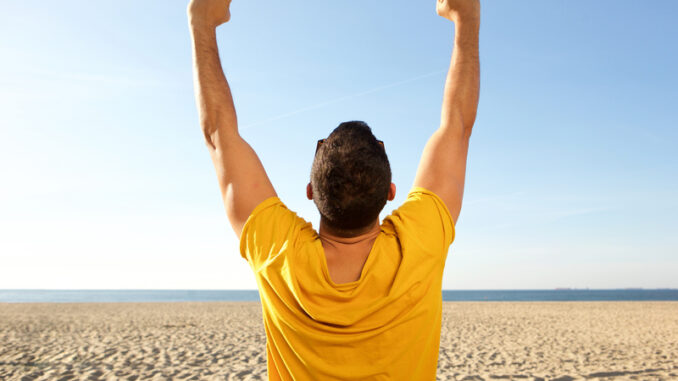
[320,225,381,284]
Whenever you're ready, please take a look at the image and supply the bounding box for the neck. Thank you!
[318,219,381,245]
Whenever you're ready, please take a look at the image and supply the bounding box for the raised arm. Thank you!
[413,0,480,224]
[188,0,276,238]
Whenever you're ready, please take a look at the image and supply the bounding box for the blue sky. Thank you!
[1,0,676,289]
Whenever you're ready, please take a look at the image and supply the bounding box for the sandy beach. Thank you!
[1,302,676,380]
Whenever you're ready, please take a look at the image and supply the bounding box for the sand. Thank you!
[0,302,676,381]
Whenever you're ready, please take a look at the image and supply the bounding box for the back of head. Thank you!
[311,121,392,236]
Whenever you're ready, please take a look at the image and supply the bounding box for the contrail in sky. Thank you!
[241,69,446,130]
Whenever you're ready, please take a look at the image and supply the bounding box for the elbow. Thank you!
[202,129,217,150]
[199,118,218,150]
[200,121,241,152]
[458,103,478,133]
[440,110,475,139]
[461,115,476,137]
[461,124,474,140]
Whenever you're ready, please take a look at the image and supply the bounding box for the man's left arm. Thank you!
[188,0,276,238]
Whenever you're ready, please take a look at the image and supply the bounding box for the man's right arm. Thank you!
[413,0,480,225]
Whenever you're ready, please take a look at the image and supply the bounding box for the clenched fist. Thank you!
[188,0,232,28]
[436,0,480,24]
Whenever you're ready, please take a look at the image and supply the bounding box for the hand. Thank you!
[188,0,232,29]
[436,0,480,24]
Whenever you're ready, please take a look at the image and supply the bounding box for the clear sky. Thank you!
[1,1,676,289]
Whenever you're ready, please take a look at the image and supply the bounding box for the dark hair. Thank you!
[311,121,391,236]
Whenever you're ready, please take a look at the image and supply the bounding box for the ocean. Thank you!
[1,289,677,303]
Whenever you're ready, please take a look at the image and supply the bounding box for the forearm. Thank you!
[440,18,480,133]
[190,23,238,150]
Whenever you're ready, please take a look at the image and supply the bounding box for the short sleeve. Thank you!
[383,186,455,258]
[239,197,308,271]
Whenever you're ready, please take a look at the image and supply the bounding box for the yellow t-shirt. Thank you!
[240,187,455,380]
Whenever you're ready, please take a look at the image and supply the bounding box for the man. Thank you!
[188,0,480,379]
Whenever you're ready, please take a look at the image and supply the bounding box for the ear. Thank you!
[306,183,313,200]
[387,182,396,201]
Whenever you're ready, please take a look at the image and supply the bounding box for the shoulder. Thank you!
[388,187,454,224]
[239,197,317,269]
[382,186,456,254]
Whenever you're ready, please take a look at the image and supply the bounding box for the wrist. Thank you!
[189,18,217,33]
[455,18,480,34]
[454,10,480,27]
[449,7,480,26]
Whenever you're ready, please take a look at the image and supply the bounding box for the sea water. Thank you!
[1,289,677,303]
